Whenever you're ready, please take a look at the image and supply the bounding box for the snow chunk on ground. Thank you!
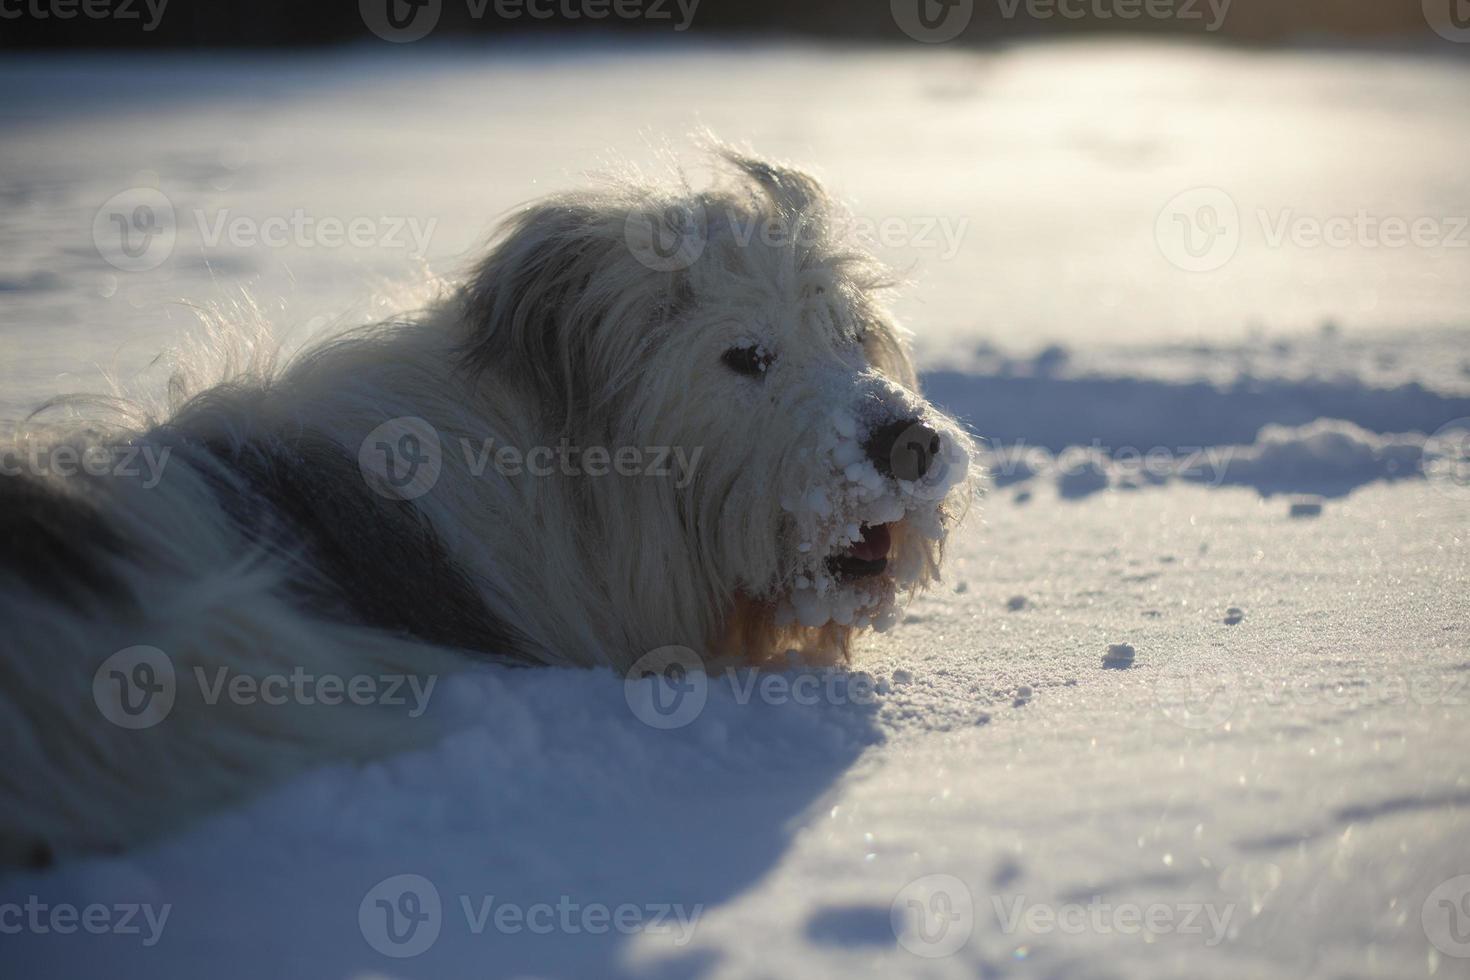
[1199,418,1427,497]
[985,418,1456,501]
[1102,643,1136,668]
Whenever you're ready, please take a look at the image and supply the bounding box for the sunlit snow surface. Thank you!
[1,38,1468,980]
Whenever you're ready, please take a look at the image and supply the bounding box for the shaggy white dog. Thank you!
[0,147,974,866]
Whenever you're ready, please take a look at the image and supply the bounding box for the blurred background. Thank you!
[1,0,1467,439]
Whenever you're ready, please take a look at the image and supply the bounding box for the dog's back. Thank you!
[0,420,499,865]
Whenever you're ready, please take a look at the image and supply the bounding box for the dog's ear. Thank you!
[460,198,680,427]
[715,147,829,226]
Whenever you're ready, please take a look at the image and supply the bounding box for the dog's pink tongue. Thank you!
[850,523,891,562]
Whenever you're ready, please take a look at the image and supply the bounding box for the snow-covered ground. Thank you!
[2,38,1468,979]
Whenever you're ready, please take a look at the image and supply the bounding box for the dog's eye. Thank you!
[722,345,773,378]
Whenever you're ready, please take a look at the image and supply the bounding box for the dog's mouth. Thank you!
[826,523,892,581]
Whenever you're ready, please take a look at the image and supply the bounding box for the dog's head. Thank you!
[461,147,975,666]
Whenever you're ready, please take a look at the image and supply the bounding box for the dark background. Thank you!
[0,0,1440,49]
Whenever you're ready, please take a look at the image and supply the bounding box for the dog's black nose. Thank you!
[866,419,942,481]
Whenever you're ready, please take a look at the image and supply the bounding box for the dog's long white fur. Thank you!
[0,147,975,863]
